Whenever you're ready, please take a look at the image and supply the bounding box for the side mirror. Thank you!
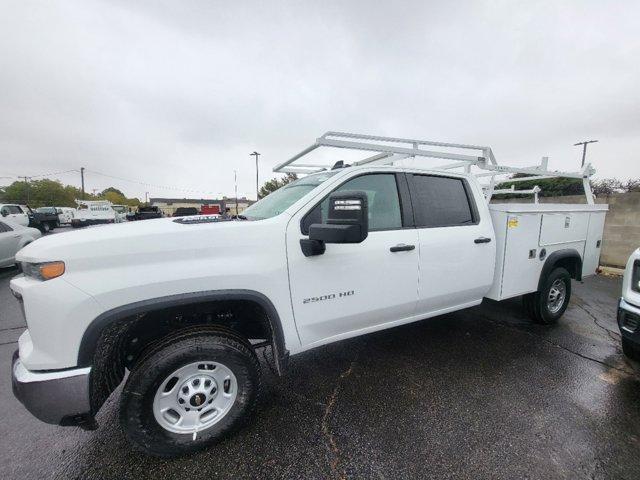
[301,191,369,257]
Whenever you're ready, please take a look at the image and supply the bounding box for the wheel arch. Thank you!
[79,289,288,368]
[537,248,583,291]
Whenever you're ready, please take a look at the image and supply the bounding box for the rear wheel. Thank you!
[622,337,640,361]
[523,267,571,324]
[41,222,50,233]
[119,328,261,458]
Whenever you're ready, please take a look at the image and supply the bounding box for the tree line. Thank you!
[0,179,142,208]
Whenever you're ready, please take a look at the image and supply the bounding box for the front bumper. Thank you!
[11,350,95,427]
[618,298,640,346]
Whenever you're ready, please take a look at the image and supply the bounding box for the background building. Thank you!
[150,197,255,216]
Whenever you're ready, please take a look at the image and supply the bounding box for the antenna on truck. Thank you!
[273,132,596,205]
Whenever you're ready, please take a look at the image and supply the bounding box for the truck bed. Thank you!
[485,203,608,301]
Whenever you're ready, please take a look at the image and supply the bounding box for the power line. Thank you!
[0,169,79,180]
[85,169,225,196]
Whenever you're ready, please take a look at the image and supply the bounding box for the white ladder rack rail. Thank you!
[273,132,596,204]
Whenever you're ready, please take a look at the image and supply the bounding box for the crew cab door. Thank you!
[407,173,495,314]
[286,172,419,346]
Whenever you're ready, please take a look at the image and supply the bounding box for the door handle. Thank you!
[390,244,415,252]
[474,237,492,244]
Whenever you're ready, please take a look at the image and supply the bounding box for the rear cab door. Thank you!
[407,172,496,315]
[286,169,420,347]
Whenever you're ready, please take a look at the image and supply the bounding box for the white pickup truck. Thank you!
[10,133,607,457]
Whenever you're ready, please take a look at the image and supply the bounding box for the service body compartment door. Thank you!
[539,213,589,246]
[582,212,606,276]
[499,213,543,299]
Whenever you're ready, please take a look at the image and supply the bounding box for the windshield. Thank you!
[112,206,126,213]
[243,171,339,220]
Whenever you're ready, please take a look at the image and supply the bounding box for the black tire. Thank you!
[523,267,571,325]
[120,328,261,458]
[622,337,640,361]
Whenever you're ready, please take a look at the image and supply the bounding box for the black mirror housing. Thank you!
[307,191,369,247]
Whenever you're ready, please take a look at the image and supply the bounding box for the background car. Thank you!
[0,218,41,268]
[0,204,29,227]
[32,207,61,232]
[173,207,199,217]
[618,248,640,361]
[55,207,75,225]
[134,205,163,220]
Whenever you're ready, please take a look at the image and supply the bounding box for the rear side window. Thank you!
[410,175,476,228]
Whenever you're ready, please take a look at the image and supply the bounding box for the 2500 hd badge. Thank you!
[303,290,355,304]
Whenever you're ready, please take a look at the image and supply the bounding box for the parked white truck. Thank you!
[10,133,607,457]
[618,248,640,360]
[71,200,117,227]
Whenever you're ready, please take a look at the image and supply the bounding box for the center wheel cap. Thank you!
[190,393,206,407]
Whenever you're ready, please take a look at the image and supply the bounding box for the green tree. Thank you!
[0,179,141,207]
[258,173,298,198]
[495,174,584,197]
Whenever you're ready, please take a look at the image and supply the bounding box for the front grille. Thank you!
[623,311,640,332]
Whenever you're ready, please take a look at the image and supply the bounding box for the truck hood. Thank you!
[16,216,286,265]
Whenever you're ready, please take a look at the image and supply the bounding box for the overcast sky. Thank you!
[1,0,639,200]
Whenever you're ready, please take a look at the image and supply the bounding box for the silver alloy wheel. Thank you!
[547,278,567,314]
[153,361,238,435]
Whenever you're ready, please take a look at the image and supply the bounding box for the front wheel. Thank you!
[523,267,571,324]
[119,329,261,458]
[41,222,50,233]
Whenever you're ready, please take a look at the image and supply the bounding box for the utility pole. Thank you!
[234,170,238,215]
[574,140,598,168]
[80,167,85,199]
[250,151,260,200]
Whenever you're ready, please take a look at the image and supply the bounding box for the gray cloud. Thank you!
[1,0,639,199]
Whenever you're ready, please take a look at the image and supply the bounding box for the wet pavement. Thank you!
[1,269,638,479]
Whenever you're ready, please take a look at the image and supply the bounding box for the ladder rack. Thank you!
[273,132,596,204]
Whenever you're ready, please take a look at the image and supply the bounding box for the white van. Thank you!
[71,200,117,228]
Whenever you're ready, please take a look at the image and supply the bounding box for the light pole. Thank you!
[574,140,598,168]
[234,170,238,215]
[80,167,85,199]
[250,151,260,200]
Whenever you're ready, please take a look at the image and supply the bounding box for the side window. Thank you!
[410,175,476,228]
[5,205,22,214]
[302,173,402,233]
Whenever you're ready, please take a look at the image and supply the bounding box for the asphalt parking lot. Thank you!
[1,260,639,479]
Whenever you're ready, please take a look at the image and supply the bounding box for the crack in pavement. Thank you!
[478,314,638,377]
[321,360,356,480]
[573,302,621,343]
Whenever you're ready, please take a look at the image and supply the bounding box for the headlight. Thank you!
[633,260,640,293]
[22,261,65,281]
